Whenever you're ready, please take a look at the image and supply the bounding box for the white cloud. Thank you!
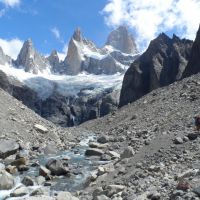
[0,9,6,17]
[0,38,23,59]
[0,0,20,7]
[51,27,62,41]
[102,0,200,50]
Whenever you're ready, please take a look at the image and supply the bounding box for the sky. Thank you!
[0,0,200,59]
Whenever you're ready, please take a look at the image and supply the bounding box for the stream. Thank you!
[0,135,106,200]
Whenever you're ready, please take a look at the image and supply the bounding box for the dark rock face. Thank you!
[39,89,120,127]
[15,39,51,74]
[119,33,193,107]
[182,26,200,78]
[0,70,40,110]
[47,50,60,73]
[106,26,138,54]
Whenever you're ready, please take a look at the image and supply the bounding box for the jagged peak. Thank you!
[72,27,82,42]
[50,49,58,56]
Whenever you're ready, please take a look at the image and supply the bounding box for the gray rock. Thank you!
[22,176,34,186]
[15,39,51,74]
[0,46,12,65]
[46,159,69,176]
[85,148,104,156]
[106,26,138,54]
[174,137,184,144]
[11,186,29,197]
[120,146,135,159]
[0,171,15,190]
[34,124,48,134]
[105,185,125,198]
[56,191,79,200]
[97,135,109,144]
[0,139,19,159]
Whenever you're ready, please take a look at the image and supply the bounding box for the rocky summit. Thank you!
[119,33,193,107]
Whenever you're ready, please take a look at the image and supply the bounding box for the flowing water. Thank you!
[0,135,105,200]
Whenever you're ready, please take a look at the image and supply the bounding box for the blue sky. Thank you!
[0,0,111,56]
[0,0,200,59]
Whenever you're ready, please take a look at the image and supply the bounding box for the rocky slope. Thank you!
[79,72,200,199]
[119,33,193,107]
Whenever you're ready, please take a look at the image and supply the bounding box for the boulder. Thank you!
[120,146,135,159]
[85,148,104,156]
[22,176,34,186]
[56,191,79,200]
[46,159,69,176]
[34,124,48,134]
[11,186,29,197]
[39,165,51,177]
[6,165,17,174]
[11,157,28,167]
[105,185,125,197]
[97,135,109,144]
[0,139,19,159]
[0,171,15,190]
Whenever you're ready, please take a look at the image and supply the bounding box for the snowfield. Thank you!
[0,64,124,100]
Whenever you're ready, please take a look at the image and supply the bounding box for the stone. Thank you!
[174,137,184,144]
[36,176,46,185]
[11,157,27,167]
[187,133,198,140]
[0,139,19,159]
[46,159,69,176]
[193,186,200,197]
[11,186,29,197]
[6,165,18,174]
[44,144,57,155]
[34,124,48,134]
[97,135,109,144]
[96,195,109,200]
[56,191,79,200]
[22,176,34,186]
[89,142,108,149]
[85,148,104,156]
[105,185,125,197]
[39,165,51,177]
[107,151,120,159]
[0,171,15,190]
[120,146,135,159]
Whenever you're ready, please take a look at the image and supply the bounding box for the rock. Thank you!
[147,192,161,200]
[0,139,19,159]
[96,195,109,200]
[11,186,29,197]
[106,26,138,54]
[98,166,105,176]
[187,133,198,140]
[46,159,69,176]
[34,124,48,134]
[105,185,125,198]
[176,180,191,191]
[11,157,27,167]
[193,186,200,197]
[30,188,44,196]
[56,191,79,200]
[89,142,108,149]
[39,165,51,177]
[36,176,46,185]
[6,165,18,174]
[174,137,184,144]
[97,135,109,144]
[85,148,104,156]
[120,146,135,159]
[107,151,120,159]
[22,176,34,186]
[0,163,5,172]
[18,165,29,172]
[0,171,15,190]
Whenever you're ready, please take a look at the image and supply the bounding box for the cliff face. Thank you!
[119,33,193,107]
[182,26,200,78]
